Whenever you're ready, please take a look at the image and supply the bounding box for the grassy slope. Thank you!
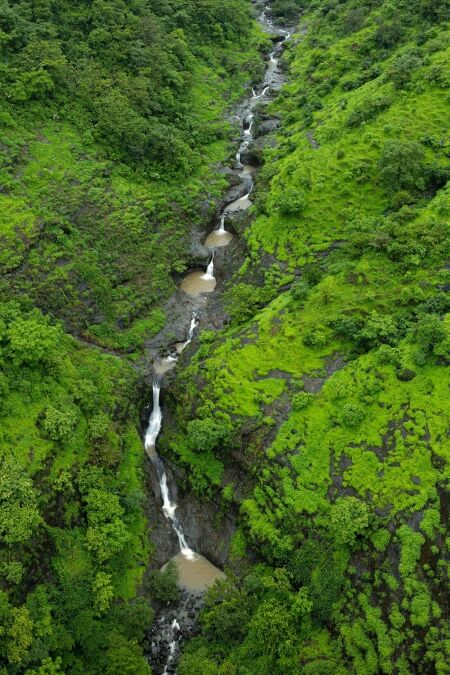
[171,1,450,672]
[0,31,264,352]
[0,5,268,672]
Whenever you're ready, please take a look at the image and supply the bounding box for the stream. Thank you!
[144,3,291,671]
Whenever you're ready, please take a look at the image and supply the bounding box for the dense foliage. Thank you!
[0,0,263,672]
[162,0,450,672]
[0,0,263,350]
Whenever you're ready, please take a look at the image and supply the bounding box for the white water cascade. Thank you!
[145,311,199,561]
[163,620,180,675]
[218,214,226,233]
[202,253,215,280]
[148,3,292,669]
[145,382,163,450]
[252,85,269,99]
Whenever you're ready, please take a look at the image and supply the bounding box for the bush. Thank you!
[292,392,314,410]
[187,418,231,453]
[147,561,180,603]
[303,329,328,348]
[42,406,78,442]
[378,140,425,192]
[341,402,365,427]
[330,497,370,545]
[279,188,307,216]
[291,279,310,303]
[386,52,422,88]
[357,311,398,348]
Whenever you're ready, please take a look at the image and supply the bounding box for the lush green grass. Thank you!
[172,1,450,672]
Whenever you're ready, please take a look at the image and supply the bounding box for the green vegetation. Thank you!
[0,0,265,352]
[164,0,450,672]
[0,0,265,672]
[2,0,449,672]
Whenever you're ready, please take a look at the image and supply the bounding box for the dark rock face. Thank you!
[145,456,237,569]
[254,117,280,137]
[148,590,204,674]
[397,368,417,381]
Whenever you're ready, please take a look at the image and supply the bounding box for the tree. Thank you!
[84,489,130,563]
[42,406,78,442]
[93,572,114,615]
[386,52,422,89]
[187,418,231,453]
[7,316,62,366]
[413,314,448,355]
[0,460,42,545]
[247,598,295,658]
[105,634,151,675]
[279,187,307,216]
[147,561,180,603]
[7,606,34,665]
[357,311,398,348]
[378,141,424,192]
[330,497,370,546]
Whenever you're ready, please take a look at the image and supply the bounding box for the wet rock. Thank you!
[397,368,417,381]
[223,180,250,205]
[254,117,280,137]
[239,144,262,166]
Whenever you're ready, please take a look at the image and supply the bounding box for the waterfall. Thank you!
[186,311,198,344]
[202,253,215,280]
[147,4,292,668]
[145,382,163,450]
[163,620,180,675]
[252,85,269,99]
[145,311,199,564]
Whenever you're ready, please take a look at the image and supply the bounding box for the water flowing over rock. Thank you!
[144,3,292,670]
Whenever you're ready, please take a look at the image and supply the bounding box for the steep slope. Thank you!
[164,1,450,673]
[0,0,264,350]
[0,1,265,672]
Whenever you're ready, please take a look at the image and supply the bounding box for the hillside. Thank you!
[162,0,450,672]
[1,0,449,673]
[0,1,264,672]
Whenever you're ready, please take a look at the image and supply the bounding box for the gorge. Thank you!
[143,6,292,669]
[0,0,448,672]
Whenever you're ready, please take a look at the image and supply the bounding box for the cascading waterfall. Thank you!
[163,620,180,675]
[145,382,163,452]
[147,4,292,670]
[202,253,215,280]
[218,214,226,234]
[145,310,199,558]
[252,85,269,99]
[145,311,200,672]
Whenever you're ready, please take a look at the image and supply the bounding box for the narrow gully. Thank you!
[144,3,291,671]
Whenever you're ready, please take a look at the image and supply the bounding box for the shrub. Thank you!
[292,392,314,410]
[291,279,310,303]
[147,561,180,603]
[279,188,307,216]
[303,329,328,348]
[357,311,398,348]
[42,406,78,442]
[341,402,365,427]
[378,140,425,192]
[187,418,231,453]
[386,52,422,88]
[330,497,370,545]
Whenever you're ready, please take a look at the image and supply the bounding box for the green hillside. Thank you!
[166,0,450,672]
[0,0,264,672]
